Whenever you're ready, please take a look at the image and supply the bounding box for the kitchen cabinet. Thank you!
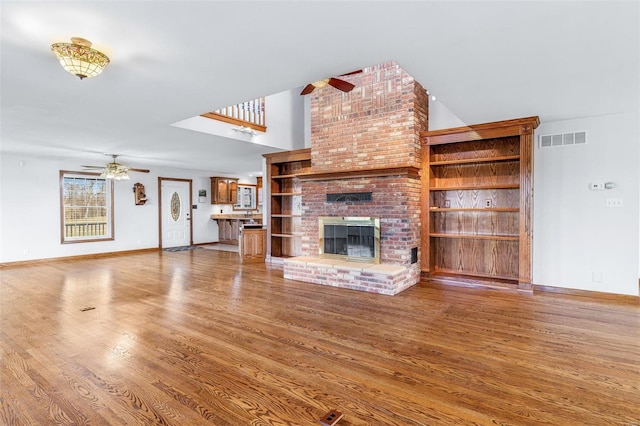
[210,177,238,204]
[239,226,267,262]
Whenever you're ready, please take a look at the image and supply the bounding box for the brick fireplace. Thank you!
[283,61,429,295]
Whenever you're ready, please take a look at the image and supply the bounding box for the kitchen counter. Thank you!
[211,214,263,244]
[210,214,262,220]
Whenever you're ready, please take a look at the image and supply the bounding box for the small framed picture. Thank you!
[198,189,207,203]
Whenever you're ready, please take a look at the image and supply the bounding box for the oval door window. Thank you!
[170,192,181,222]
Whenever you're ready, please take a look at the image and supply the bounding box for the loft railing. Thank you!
[201,98,266,132]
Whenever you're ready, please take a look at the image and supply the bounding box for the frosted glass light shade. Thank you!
[100,163,129,180]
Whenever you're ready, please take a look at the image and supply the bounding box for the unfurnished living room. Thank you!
[1,1,639,425]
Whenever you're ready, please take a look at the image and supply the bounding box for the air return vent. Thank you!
[539,131,587,148]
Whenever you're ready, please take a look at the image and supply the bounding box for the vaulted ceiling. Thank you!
[1,1,638,175]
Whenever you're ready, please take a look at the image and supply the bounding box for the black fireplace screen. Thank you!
[324,224,375,258]
[319,217,380,263]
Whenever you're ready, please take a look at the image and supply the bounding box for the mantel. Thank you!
[297,165,421,181]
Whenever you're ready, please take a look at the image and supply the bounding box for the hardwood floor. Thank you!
[1,250,639,425]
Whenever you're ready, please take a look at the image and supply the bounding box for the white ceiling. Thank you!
[1,1,638,175]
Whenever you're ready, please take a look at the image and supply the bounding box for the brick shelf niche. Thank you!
[282,61,429,295]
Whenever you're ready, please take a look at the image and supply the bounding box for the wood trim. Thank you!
[262,148,312,163]
[518,125,534,291]
[421,116,540,144]
[534,285,640,305]
[157,177,162,248]
[297,166,421,181]
[200,112,267,133]
[420,145,431,274]
[0,248,159,269]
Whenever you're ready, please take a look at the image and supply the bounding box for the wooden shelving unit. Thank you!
[421,116,539,292]
[263,148,312,262]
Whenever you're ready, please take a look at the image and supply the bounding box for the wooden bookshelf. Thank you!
[263,148,311,261]
[421,116,539,292]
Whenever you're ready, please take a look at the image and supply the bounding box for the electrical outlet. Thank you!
[484,199,492,208]
[592,271,603,283]
[606,198,623,208]
[589,182,605,191]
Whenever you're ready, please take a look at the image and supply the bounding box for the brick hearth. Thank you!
[284,257,413,296]
[283,61,429,295]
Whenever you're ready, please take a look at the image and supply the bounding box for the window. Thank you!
[60,171,114,243]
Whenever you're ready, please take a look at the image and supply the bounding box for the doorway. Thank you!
[159,178,193,248]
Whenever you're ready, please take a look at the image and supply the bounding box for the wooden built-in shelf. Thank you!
[297,165,420,181]
[421,116,539,292]
[430,233,519,241]
[263,148,311,260]
[429,155,520,166]
[430,270,519,283]
[430,184,520,191]
[429,208,519,212]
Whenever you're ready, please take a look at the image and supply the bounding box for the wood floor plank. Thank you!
[1,249,639,425]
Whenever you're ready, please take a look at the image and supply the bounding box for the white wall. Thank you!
[427,98,467,131]
[532,112,639,296]
[0,152,238,263]
[263,89,306,151]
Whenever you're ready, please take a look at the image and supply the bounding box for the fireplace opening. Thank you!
[319,217,380,263]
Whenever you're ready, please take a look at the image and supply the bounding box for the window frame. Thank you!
[60,170,115,244]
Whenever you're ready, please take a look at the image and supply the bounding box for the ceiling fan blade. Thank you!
[128,168,150,173]
[339,69,362,76]
[81,165,104,169]
[300,83,316,95]
[327,78,355,93]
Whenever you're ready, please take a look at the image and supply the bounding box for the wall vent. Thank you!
[539,131,586,148]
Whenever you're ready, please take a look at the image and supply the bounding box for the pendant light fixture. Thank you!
[50,37,110,80]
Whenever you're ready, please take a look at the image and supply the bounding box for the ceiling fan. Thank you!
[82,154,150,180]
[300,70,362,95]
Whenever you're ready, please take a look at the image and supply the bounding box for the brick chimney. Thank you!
[288,61,429,294]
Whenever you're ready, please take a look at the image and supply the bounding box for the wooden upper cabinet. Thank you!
[210,177,239,204]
